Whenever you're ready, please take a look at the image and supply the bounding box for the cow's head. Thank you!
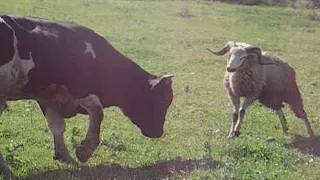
[123,75,173,138]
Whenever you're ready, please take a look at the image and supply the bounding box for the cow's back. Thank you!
[3,14,153,111]
[4,15,106,98]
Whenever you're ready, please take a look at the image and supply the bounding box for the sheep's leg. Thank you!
[286,87,314,137]
[0,153,14,179]
[76,94,104,163]
[234,96,256,137]
[290,105,315,138]
[43,105,74,163]
[227,93,240,139]
[294,112,314,138]
[302,116,315,138]
[275,109,288,134]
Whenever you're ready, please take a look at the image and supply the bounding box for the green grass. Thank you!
[1,0,320,179]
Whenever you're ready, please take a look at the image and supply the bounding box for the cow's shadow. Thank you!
[24,157,222,180]
[290,135,320,157]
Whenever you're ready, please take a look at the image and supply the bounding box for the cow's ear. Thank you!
[149,75,174,90]
[1,15,30,38]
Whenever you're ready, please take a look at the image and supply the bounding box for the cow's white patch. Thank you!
[0,25,35,93]
[84,41,96,59]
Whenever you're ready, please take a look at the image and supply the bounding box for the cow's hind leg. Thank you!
[41,104,74,163]
[0,153,14,179]
[76,94,103,163]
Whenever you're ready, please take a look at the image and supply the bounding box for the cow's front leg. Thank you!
[40,104,74,163]
[0,95,8,116]
[76,94,103,163]
[0,153,14,179]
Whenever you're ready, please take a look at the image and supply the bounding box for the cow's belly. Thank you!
[8,84,88,118]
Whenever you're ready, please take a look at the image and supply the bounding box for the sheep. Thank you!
[207,41,314,139]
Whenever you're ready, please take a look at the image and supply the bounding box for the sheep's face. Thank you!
[227,47,248,72]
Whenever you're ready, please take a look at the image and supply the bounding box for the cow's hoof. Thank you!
[1,170,15,180]
[53,153,75,164]
[76,144,94,163]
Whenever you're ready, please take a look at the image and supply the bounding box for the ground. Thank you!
[0,0,320,179]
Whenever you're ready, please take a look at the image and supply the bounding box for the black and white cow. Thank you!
[0,14,173,178]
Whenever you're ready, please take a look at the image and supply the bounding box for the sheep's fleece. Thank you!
[207,41,314,139]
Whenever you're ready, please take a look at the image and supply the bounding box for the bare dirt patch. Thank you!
[291,135,320,156]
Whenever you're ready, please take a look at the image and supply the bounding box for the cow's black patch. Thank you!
[0,21,14,66]
[1,15,32,60]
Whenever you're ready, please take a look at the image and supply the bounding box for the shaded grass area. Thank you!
[25,157,222,180]
[0,0,320,179]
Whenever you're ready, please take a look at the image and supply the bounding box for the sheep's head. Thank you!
[207,41,273,72]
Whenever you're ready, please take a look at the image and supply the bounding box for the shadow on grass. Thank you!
[23,157,222,180]
[291,135,320,157]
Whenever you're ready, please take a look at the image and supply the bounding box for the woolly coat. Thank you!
[224,54,306,117]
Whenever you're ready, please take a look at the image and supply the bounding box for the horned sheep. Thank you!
[207,41,314,139]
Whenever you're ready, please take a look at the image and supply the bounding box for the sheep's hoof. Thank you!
[227,131,240,139]
[227,135,234,139]
[234,131,241,137]
[308,133,315,139]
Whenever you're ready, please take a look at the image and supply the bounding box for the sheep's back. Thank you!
[258,55,297,109]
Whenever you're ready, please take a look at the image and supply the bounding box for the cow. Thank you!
[0,14,174,178]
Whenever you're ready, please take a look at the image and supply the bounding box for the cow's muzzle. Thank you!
[141,129,163,138]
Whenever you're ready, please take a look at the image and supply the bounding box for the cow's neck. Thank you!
[101,52,155,108]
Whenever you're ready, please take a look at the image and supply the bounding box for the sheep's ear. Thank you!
[246,47,261,59]
[246,47,273,65]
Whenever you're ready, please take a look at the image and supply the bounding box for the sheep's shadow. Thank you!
[24,157,222,180]
[290,135,320,157]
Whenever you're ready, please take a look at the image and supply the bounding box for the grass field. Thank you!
[1,0,320,179]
